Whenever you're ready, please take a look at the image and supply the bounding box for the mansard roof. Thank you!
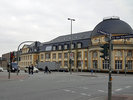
[49,31,92,44]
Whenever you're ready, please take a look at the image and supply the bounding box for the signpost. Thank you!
[111,34,133,40]
[98,30,133,100]
[98,30,112,100]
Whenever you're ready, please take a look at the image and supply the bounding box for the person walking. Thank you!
[31,64,34,75]
[44,66,48,74]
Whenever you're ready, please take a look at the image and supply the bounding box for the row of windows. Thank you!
[21,55,32,60]
[57,60,88,67]
[92,50,133,58]
[53,43,82,51]
[20,62,32,67]
[40,51,88,60]
[92,60,133,70]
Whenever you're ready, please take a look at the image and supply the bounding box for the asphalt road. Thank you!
[0,71,133,100]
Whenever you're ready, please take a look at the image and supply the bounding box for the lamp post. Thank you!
[68,18,75,74]
[17,41,35,75]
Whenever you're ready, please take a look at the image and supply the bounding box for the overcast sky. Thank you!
[0,0,133,56]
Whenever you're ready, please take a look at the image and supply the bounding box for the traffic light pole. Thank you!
[108,33,112,100]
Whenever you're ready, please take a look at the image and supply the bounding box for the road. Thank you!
[0,71,133,100]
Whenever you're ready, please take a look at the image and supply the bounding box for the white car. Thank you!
[24,67,39,73]
[0,67,4,72]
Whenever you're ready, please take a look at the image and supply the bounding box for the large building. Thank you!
[19,17,133,73]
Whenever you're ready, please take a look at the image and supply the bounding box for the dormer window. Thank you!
[59,45,62,50]
[34,48,37,52]
[77,43,82,48]
[71,44,75,49]
[53,46,56,51]
[64,45,68,50]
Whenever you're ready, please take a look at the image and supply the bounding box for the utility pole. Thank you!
[108,33,112,100]
[98,30,112,100]
[68,18,75,74]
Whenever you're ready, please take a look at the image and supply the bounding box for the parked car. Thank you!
[0,67,4,72]
[24,67,39,73]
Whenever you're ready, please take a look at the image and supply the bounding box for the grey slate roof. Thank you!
[91,18,133,37]
[48,31,92,44]
[38,31,92,52]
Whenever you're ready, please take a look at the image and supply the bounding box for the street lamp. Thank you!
[17,41,36,75]
[68,18,75,74]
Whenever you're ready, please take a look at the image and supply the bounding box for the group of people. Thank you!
[28,65,51,74]
[28,65,34,75]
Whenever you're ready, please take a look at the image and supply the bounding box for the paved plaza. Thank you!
[0,71,133,100]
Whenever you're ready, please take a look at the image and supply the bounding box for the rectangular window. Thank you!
[77,60,81,67]
[41,54,44,60]
[93,60,97,69]
[85,51,87,58]
[64,53,68,59]
[58,53,62,59]
[77,52,81,59]
[64,61,68,67]
[127,60,132,70]
[103,60,109,69]
[45,53,50,59]
[52,53,56,59]
[85,61,87,67]
[115,60,122,69]
[30,55,32,60]
[127,51,132,57]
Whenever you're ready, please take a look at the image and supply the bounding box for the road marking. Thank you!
[82,87,89,89]
[71,91,76,93]
[63,89,71,92]
[125,86,131,89]
[98,90,105,92]
[115,88,122,92]
[80,93,87,96]
[87,94,91,97]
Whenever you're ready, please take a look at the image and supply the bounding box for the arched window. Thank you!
[93,51,97,58]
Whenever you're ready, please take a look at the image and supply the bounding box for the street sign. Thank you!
[97,30,109,35]
[111,34,133,40]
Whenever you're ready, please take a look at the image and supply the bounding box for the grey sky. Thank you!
[0,0,133,56]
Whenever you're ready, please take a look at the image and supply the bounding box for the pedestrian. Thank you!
[44,66,48,74]
[31,64,34,75]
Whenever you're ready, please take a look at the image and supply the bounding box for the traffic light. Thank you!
[100,44,109,59]
[10,52,15,62]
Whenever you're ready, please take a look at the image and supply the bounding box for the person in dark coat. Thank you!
[44,66,48,73]
[44,66,51,74]
[31,64,34,75]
